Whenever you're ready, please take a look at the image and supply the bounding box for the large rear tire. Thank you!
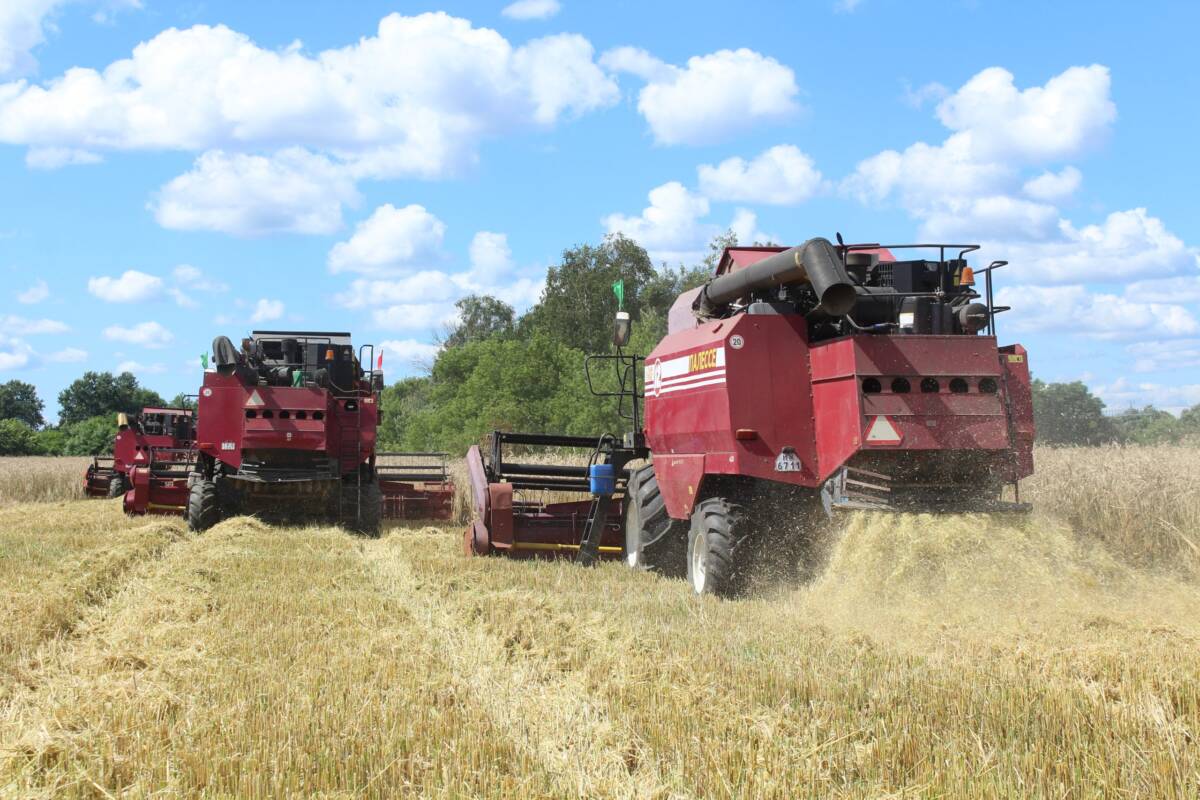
[106,473,128,499]
[624,465,687,577]
[186,479,220,532]
[687,496,753,598]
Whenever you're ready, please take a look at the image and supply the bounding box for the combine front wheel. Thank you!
[106,474,128,499]
[624,465,687,576]
[687,496,752,598]
[186,479,219,532]
[342,480,383,538]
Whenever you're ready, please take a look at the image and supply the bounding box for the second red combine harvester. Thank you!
[84,407,194,512]
[181,331,387,534]
[466,237,1035,597]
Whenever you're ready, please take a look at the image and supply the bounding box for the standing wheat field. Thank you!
[0,446,1197,798]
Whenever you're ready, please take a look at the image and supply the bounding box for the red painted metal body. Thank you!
[462,444,624,558]
[123,448,192,516]
[83,408,194,500]
[377,452,455,520]
[643,247,1035,521]
[194,373,377,474]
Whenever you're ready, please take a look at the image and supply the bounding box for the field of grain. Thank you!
[0,447,1197,798]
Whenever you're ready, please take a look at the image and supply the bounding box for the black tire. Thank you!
[687,496,755,598]
[624,465,687,577]
[106,474,128,499]
[342,480,382,538]
[187,479,220,532]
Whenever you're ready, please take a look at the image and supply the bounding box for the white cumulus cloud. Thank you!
[603,181,712,263]
[16,279,48,304]
[103,320,173,348]
[1,314,67,334]
[328,204,447,276]
[935,65,1116,164]
[601,46,799,145]
[116,359,165,374]
[372,303,458,331]
[335,272,461,310]
[502,0,561,21]
[250,298,284,323]
[0,334,35,370]
[153,149,360,236]
[468,231,514,276]
[998,284,1198,341]
[47,346,87,363]
[697,144,823,205]
[996,208,1200,284]
[25,146,102,169]
[0,14,616,176]
[379,338,442,370]
[1023,166,1082,201]
[87,269,164,303]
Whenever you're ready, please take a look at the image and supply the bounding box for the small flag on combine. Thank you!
[377,352,384,370]
[612,279,625,310]
[201,353,209,369]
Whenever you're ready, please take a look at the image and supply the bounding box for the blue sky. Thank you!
[2,0,1198,419]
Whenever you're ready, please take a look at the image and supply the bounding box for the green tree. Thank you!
[1113,406,1182,444]
[0,380,45,427]
[442,295,516,348]
[520,233,657,354]
[400,332,624,453]
[378,376,433,449]
[1180,403,1200,434]
[1031,380,1118,445]
[62,415,117,456]
[33,427,67,455]
[0,419,37,455]
[168,392,198,410]
[57,371,165,425]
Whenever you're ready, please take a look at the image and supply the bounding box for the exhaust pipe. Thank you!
[697,237,857,317]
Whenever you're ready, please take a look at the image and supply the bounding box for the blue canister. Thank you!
[588,463,616,496]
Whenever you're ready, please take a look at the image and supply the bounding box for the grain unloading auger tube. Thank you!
[376,451,455,520]
[466,235,1036,598]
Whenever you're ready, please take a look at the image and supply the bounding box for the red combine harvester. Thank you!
[83,407,194,500]
[376,452,455,521]
[466,237,1035,596]
[168,330,386,535]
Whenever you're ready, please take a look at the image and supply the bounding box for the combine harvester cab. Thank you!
[466,236,1035,598]
[83,408,194,501]
[181,330,385,536]
[376,451,455,520]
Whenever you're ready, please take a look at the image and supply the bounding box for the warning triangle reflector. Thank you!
[245,390,264,407]
[865,415,902,445]
[134,451,146,461]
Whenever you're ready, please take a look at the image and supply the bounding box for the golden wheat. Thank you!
[0,448,1196,797]
[0,457,90,505]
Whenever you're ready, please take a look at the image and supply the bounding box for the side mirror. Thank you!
[613,311,631,348]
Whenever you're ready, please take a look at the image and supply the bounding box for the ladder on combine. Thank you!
[338,344,376,528]
[338,403,362,527]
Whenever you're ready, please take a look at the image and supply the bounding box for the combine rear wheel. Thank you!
[687,496,753,598]
[624,465,687,576]
[187,479,219,532]
[106,474,128,499]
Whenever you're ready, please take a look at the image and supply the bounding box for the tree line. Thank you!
[2,232,1198,455]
